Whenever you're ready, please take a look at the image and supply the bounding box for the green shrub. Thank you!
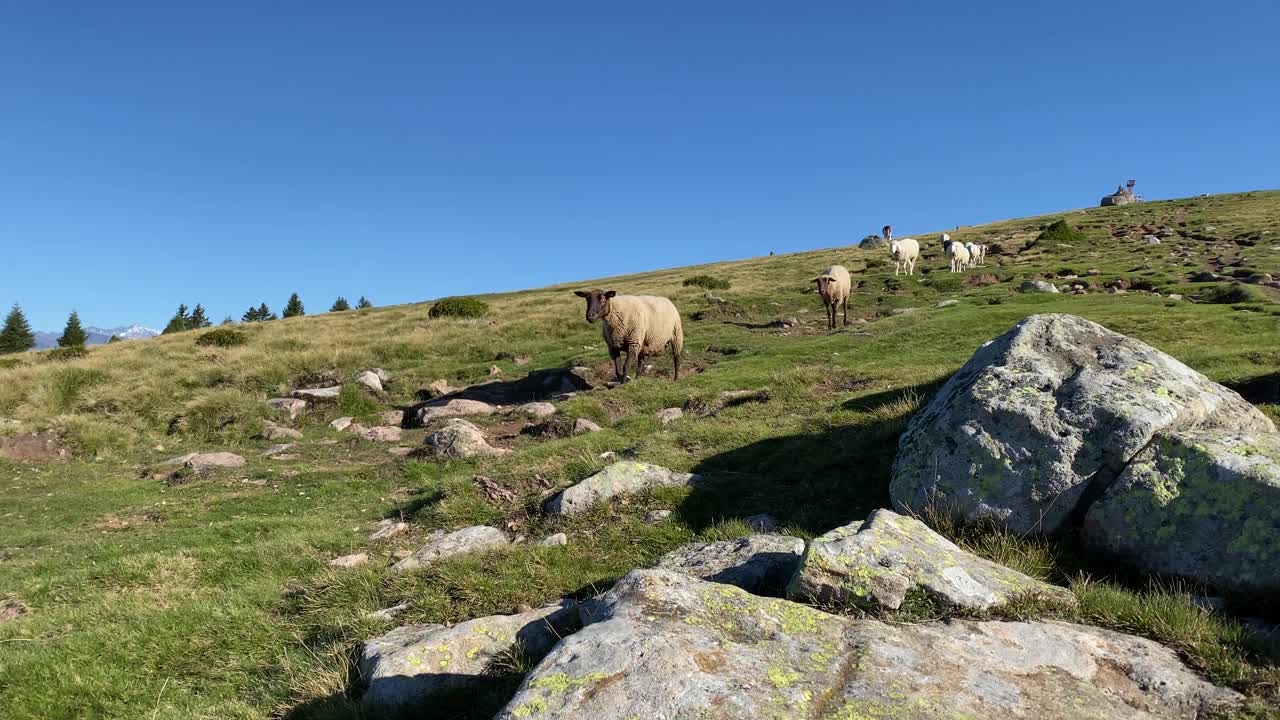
[1198,283,1264,305]
[682,275,731,290]
[429,297,489,319]
[0,356,26,370]
[1028,219,1088,249]
[194,328,249,348]
[46,346,89,362]
[924,275,963,292]
[337,383,380,418]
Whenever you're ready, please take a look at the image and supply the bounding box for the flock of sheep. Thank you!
[574,225,988,381]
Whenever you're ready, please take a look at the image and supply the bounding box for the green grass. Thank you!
[1,190,1278,718]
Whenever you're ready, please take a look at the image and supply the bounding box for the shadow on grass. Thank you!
[1224,371,1280,406]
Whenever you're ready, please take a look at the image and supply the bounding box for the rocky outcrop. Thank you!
[495,569,1239,719]
[391,526,509,572]
[787,509,1075,611]
[891,314,1274,535]
[266,397,307,419]
[361,602,580,708]
[1084,430,1280,594]
[656,535,803,595]
[543,462,700,516]
[422,419,509,459]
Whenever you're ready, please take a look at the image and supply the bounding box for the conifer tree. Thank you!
[187,304,211,330]
[221,316,234,325]
[259,303,276,321]
[58,310,88,347]
[282,293,305,318]
[241,305,259,322]
[0,303,36,354]
[162,304,190,334]
[356,296,373,309]
[329,297,350,312]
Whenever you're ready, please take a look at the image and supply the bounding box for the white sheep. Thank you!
[889,238,919,276]
[963,242,980,269]
[945,238,971,272]
[574,289,683,382]
[812,264,851,329]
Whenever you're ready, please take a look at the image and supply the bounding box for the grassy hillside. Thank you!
[1,190,1278,719]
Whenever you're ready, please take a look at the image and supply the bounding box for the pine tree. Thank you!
[329,297,350,312]
[58,310,88,348]
[282,293,305,318]
[187,304,211,330]
[356,296,373,309]
[162,304,190,335]
[259,303,277,321]
[221,316,234,325]
[241,305,260,323]
[0,303,36,354]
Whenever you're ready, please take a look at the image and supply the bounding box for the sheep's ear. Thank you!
[604,290,616,298]
[574,291,588,298]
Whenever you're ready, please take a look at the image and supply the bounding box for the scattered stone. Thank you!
[474,475,517,504]
[514,355,532,366]
[788,510,1076,611]
[935,299,959,308]
[423,419,510,459]
[367,368,392,384]
[262,443,294,457]
[889,307,917,315]
[1086,268,1101,276]
[496,569,1239,720]
[1084,430,1280,595]
[573,418,602,434]
[656,534,803,595]
[1018,279,1060,293]
[416,398,499,424]
[370,520,409,541]
[891,314,1274,535]
[515,402,557,419]
[655,408,683,424]
[0,432,69,461]
[392,526,510,572]
[367,601,412,623]
[361,602,581,708]
[329,552,370,569]
[544,462,700,516]
[270,453,299,461]
[489,365,502,376]
[355,370,384,393]
[1143,234,1162,244]
[1168,293,1183,300]
[538,532,568,547]
[743,513,777,533]
[425,379,453,398]
[645,510,672,524]
[387,446,413,457]
[357,426,403,443]
[267,397,307,419]
[291,386,342,401]
[380,410,405,427]
[260,421,302,440]
[330,416,354,431]
[165,452,247,474]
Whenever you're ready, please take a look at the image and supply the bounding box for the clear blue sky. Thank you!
[2,2,1276,330]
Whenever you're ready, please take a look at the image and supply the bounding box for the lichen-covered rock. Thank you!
[260,421,302,440]
[391,526,509,572]
[361,602,580,707]
[543,461,699,516]
[1018,279,1060,293]
[573,418,602,434]
[422,419,509,459]
[330,416,354,431]
[266,397,307,419]
[515,402,557,419]
[1084,430,1280,595]
[891,314,1274,534]
[354,425,402,443]
[655,407,683,424]
[165,452,246,473]
[656,534,803,595]
[291,386,342,400]
[786,509,1075,611]
[495,569,1239,720]
[380,409,404,427]
[415,398,499,424]
[355,370,384,393]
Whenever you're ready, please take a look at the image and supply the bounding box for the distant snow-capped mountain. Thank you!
[33,324,160,349]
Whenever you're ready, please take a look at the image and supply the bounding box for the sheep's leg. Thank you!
[670,344,680,380]
[621,346,639,382]
[610,348,624,381]
[634,352,645,378]
[842,298,848,326]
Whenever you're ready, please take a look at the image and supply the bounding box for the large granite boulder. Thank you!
[495,569,1239,719]
[890,314,1273,535]
[543,461,700,516]
[787,509,1074,611]
[1084,429,1280,594]
[360,602,580,708]
[422,419,510,459]
[655,534,804,595]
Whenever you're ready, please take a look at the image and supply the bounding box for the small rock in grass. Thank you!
[366,601,412,622]
[515,402,557,419]
[744,513,777,533]
[391,526,510,572]
[538,533,568,547]
[263,443,294,457]
[370,520,409,541]
[291,386,342,401]
[330,417,354,431]
[935,299,959,308]
[574,418,603,434]
[655,408,683,424]
[645,509,673,523]
[356,370,384,393]
[267,398,307,419]
[261,421,303,440]
[329,553,370,568]
[380,410,405,427]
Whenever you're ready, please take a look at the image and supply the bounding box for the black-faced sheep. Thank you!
[813,265,851,330]
[574,289,683,382]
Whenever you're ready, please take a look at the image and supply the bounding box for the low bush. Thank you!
[45,346,89,362]
[1199,283,1264,305]
[195,328,249,348]
[1027,219,1088,249]
[429,297,489,319]
[683,275,731,290]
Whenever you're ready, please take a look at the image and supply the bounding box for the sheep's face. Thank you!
[814,276,833,295]
[889,241,900,259]
[573,289,616,323]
